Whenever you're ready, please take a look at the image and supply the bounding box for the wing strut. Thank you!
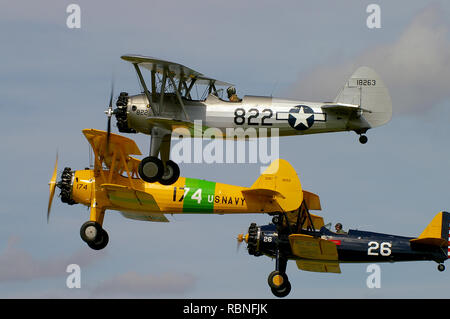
[168,73,190,121]
[133,63,158,116]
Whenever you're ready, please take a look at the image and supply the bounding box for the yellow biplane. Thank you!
[48,129,322,250]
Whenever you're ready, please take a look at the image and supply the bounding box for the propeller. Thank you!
[104,80,115,155]
[47,153,58,223]
[236,232,249,253]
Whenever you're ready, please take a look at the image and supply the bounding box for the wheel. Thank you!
[80,221,102,243]
[268,271,288,290]
[158,160,180,185]
[138,156,164,183]
[271,280,291,298]
[359,135,368,144]
[438,264,445,272]
[87,229,109,250]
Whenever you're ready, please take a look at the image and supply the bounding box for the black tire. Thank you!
[359,135,368,144]
[438,264,445,272]
[138,156,164,183]
[271,280,291,298]
[267,271,288,290]
[159,160,180,185]
[80,221,102,244]
[87,229,109,250]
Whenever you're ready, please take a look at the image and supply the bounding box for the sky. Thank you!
[1,0,450,299]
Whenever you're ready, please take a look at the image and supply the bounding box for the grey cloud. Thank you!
[285,4,450,115]
[93,271,197,297]
[0,237,105,282]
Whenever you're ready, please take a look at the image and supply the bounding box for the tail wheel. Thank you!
[438,264,445,272]
[359,135,368,144]
[159,160,180,185]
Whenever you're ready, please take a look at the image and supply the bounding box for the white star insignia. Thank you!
[291,107,313,128]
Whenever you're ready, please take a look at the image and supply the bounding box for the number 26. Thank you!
[367,241,392,256]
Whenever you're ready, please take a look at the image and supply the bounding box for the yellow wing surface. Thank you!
[101,184,168,222]
[289,234,341,273]
[83,128,141,178]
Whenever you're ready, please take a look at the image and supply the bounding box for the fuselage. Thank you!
[255,224,448,265]
[66,169,281,216]
[122,93,365,138]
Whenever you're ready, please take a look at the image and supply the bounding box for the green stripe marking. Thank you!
[182,178,216,213]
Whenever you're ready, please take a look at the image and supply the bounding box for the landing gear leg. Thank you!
[268,249,291,297]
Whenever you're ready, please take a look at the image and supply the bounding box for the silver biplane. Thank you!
[106,55,392,185]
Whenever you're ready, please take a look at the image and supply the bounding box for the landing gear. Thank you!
[80,221,109,250]
[138,127,180,185]
[159,160,180,186]
[138,156,164,183]
[359,134,368,144]
[268,270,291,298]
[438,264,445,272]
[138,157,180,185]
[268,226,291,298]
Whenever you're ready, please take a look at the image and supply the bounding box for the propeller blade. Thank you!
[236,233,248,253]
[47,153,58,223]
[105,79,114,155]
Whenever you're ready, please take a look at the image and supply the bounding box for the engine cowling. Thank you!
[115,92,136,133]
[245,223,279,257]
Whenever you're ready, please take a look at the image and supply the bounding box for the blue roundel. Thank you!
[288,105,315,130]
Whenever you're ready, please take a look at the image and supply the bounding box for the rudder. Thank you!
[411,211,450,257]
[334,66,392,129]
[248,159,303,212]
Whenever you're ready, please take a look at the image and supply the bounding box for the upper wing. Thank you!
[83,129,141,176]
[121,54,233,87]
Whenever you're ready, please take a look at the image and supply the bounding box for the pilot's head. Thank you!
[227,86,236,99]
[335,223,343,231]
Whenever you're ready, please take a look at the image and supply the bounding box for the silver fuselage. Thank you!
[125,93,367,138]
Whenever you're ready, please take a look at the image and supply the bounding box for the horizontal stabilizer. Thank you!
[322,103,372,114]
[410,237,447,247]
[302,190,321,211]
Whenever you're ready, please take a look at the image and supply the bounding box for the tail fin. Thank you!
[242,159,304,212]
[410,212,450,254]
[334,66,392,129]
